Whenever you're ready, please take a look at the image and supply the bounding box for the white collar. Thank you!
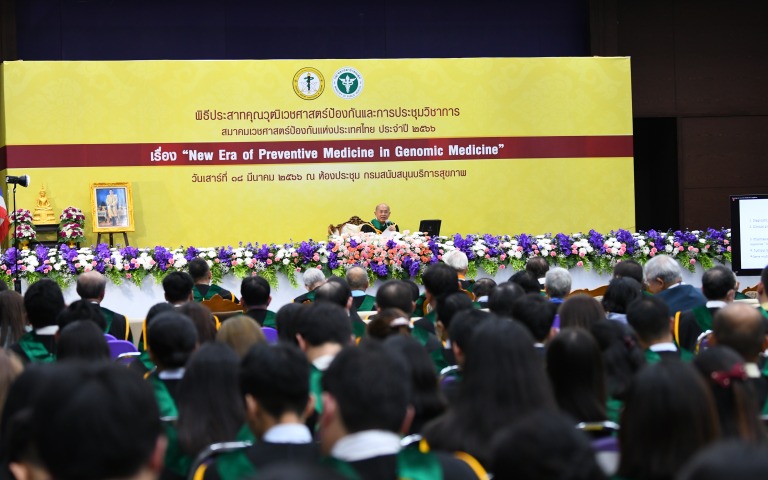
[263,423,313,444]
[331,430,401,462]
[351,290,366,297]
[745,363,761,379]
[666,282,683,290]
[35,326,59,335]
[475,296,488,303]
[159,368,185,380]
[649,342,678,352]
[313,354,335,371]
[706,300,728,309]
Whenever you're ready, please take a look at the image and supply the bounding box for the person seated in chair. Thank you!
[240,276,277,328]
[627,296,681,363]
[346,266,376,312]
[9,279,65,364]
[293,268,326,304]
[525,256,550,290]
[360,203,399,234]
[314,277,367,339]
[76,270,133,342]
[163,272,195,306]
[197,343,318,479]
[189,258,237,303]
[443,250,475,293]
[644,254,706,315]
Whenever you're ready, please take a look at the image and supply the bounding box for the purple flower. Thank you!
[254,244,271,262]
[370,262,389,277]
[588,230,606,254]
[402,256,421,277]
[517,234,534,254]
[184,246,199,262]
[646,229,666,249]
[153,246,174,271]
[614,229,638,254]
[555,233,572,256]
[296,241,317,264]
[452,234,476,260]
[349,239,359,249]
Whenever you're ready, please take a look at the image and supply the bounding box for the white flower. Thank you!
[282,259,290,265]
[665,245,673,253]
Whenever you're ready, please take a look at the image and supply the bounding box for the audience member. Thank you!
[601,276,643,323]
[546,328,607,424]
[314,276,366,339]
[165,342,245,479]
[627,296,682,362]
[471,278,496,308]
[31,363,165,480]
[424,318,555,468]
[321,342,483,479]
[617,361,719,480]
[162,271,195,305]
[346,265,376,311]
[675,265,737,356]
[366,308,411,340]
[677,441,768,480]
[491,411,607,480]
[511,293,558,351]
[56,298,107,331]
[10,279,65,363]
[216,315,265,358]
[488,281,525,318]
[443,249,474,292]
[693,346,765,442]
[612,259,644,285]
[544,267,572,303]
[76,270,133,341]
[133,302,176,371]
[644,254,706,315]
[559,294,605,330]
[293,268,326,304]
[178,301,217,344]
[375,280,416,315]
[441,310,494,403]
[188,257,237,302]
[0,291,26,348]
[275,303,305,345]
[414,262,459,321]
[56,320,111,362]
[197,342,318,479]
[0,348,23,419]
[525,256,550,289]
[508,270,542,294]
[435,291,474,345]
[240,276,276,328]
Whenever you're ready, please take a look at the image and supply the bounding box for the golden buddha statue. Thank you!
[33,185,57,224]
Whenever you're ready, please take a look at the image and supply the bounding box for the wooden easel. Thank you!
[96,232,130,247]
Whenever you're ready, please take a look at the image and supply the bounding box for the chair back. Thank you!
[695,329,713,354]
[328,216,366,236]
[104,333,117,341]
[261,326,279,344]
[186,441,252,480]
[201,294,243,322]
[116,351,141,366]
[108,339,138,359]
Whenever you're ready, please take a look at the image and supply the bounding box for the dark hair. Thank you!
[511,293,557,342]
[23,279,65,329]
[546,328,607,423]
[147,312,198,369]
[448,309,493,355]
[0,291,25,347]
[1,364,53,466]
[375,280,415,313]
[241,343,310,421]
[314,276,351,307]
[613,259,644,284]
[32,363,161,480]
[559,294,605,330]
[423,318,555,467]
[322,342,411,433]
[56,321,111,362]
[488,282,525,318]
[383,335,446,434]
[702,266,737,300]
[403,280,421,302]
[491,411,606,480]
[472,278,497,299]
[525,256,550,279]
[713,304,766,361]
[626,296,671,344]
[240,275,271,306]
[187,258,210,281]
[422,263,459,298]
[436,292,474,331]
[678,441,768,480]
[177,302,217,344]
[601,277,642,314]
[56,299,106,331]
[589,320,645,401]
[162,271,194,303]
[257,464,350,480]
[509,270,542,294]
[275,303,305,345]
[296,302,352,347]
[693,346,765,442]
[617,361,719,480]
[366,308,410,340]
[176,343,244,455]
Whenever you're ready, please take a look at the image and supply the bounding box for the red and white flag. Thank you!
[0,190,9,243]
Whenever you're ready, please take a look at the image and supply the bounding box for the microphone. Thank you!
[6,175,30,187]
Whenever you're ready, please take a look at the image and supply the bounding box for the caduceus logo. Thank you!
[293,67,325,100]
[332,67,364,100]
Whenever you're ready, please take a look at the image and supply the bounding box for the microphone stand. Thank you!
[11,183,21,293]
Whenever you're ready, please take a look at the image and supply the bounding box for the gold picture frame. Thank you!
[90,182,135,232]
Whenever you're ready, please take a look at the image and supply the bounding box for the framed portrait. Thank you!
[90,182,135,232]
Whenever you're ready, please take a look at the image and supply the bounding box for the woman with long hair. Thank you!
[559,294,606,330]
[0,291,26,349]
[423,318,555,468]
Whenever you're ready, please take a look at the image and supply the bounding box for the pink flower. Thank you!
[727,246,731,252]
[577,261,584,267]
[312,254,320,261]
[292,252,298,257]
[516,246,523,252]
[579,251,586,258]
[316,265,322,269]
[92,261,97,266]
[687,246,694,252]
[266,259,273,265]
[693,248,699,253]
[674,242,680,247]
[268,252,274,257]
[499,265,506,269]
[678,246,684,252]
[500,253,507,260]
[651,247,657,254]
[724,240,729,245]
[690,259,696,265]
[485,254,491,259]
[75,263,81,268]
[149,259,156,265]
[550,251,556,257]
[231,260,238,266]
[19,266,26,271]
[126,273,132,279]
[295,267,301,272]
[650,251,656,257]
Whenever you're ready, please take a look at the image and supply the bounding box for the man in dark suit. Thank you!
[76,270,133,342]
[346,266,376,312]
[673,265,736,356]
[240,276,276,328]
[644,254,706,315]
[321,343,485,480]
[293,268,326,304]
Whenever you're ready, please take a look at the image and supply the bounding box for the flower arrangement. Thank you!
[10,209,33,225]
[14,224,37,240]
[60,206,86,225]
[59,223,85,242]
[0,228,733,290]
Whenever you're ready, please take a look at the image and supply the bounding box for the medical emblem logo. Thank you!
[332,67,364,99]
[293,67,325,100]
